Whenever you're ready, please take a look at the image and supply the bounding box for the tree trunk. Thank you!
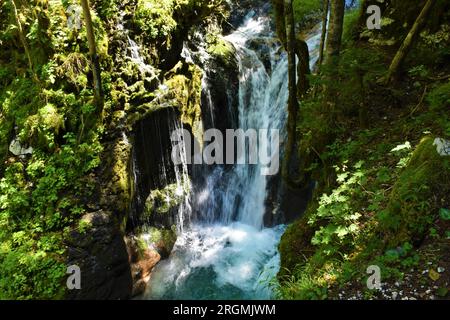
[384,0,437,84]
[325,0,345,62]
[356,0,369,31]
[272,0,287,47]
[318,0,329,66]
[10,0,38,82]
[295,38,310,97]
[80,0,103,109]
[282,0,299,183]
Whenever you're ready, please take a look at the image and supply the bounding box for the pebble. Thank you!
[392,292,398,300]
[437,267,445,273]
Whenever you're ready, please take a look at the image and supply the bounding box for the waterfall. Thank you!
[169,117,193,233]
[191,14,288,230]
[142,7,324,300]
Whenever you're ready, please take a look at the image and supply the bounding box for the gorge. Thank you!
[1,0,448,301]
[129,3,324,300]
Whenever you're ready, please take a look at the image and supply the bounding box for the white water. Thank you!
[142,9,323,300]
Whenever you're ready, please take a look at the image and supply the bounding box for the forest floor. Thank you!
[277,22,450,299]
[322,56,450,300]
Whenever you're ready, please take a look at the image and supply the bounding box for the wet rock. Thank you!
[126,236,161,297]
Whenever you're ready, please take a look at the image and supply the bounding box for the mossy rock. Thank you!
[278,214,316,279]
[165,64,203,142]
[207,38,237,70]
[140,226,177,259]
[380,136,450,246]
[143,183,188,217]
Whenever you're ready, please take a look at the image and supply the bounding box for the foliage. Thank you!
[426,81,450,112]
[277,8,450,295]
[0,0,107,299]
[135,0,181,41]
[292,0,322,27]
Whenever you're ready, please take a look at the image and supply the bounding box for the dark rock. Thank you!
[66,210,132,300]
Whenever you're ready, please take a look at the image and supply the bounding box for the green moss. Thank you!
[380,136,450,245]
[207,37,236,67]
[278,215,316,278]
[135,0,180,43]
[144,182,188,216]
[427,81,450,112]
[139,225,177,258]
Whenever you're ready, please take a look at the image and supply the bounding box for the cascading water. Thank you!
[142,8,323,300]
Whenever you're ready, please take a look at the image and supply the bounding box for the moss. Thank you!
[165,64,203,142]
[207,37,236,70]
[380,136,450,246]
[140,225,177,258]
[278,213,316,279]
[134,0,180,43]
[144,183,186,216]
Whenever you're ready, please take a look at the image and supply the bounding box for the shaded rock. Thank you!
[66,210,132,300]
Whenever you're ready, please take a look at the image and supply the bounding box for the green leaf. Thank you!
[391,141,411,153]
[439,208,450,221]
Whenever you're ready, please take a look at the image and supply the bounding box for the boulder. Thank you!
[66,210,133,300]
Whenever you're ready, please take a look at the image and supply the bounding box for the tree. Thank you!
[325,0,345,62]
[296,37,310,97]
[282,0,299,183]
[10,0,38,83]
[384,0,437,84]
[318,0,329,66]
[272,0,287,46]
[80,0,103,109]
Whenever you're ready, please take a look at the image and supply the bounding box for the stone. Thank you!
[9,138,33,156]
[429,269,440,281]
[433,138,450,156]
[66,210,133,300]
[126,235,161,297]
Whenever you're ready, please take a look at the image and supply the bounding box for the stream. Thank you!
[141,8,323,300]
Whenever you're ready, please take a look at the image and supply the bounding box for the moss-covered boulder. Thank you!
[207,37,236,70]
[379,136,450,246]
[140,226,178,259]
[278,214,316,279]
[144,183,185,216]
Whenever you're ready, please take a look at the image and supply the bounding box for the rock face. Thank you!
[66,211,133,300]
[62,1,243,300]
[9,137,33,156]
[125,236,161,297]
